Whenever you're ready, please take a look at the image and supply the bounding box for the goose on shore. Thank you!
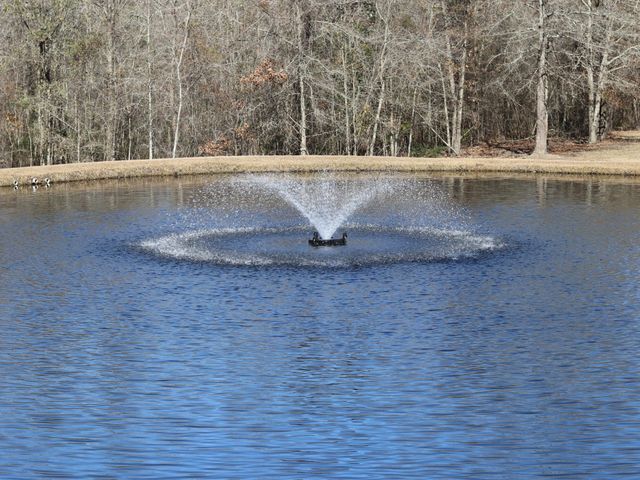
[30,177,39,186]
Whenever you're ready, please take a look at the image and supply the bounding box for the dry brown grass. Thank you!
[2,130,640,188]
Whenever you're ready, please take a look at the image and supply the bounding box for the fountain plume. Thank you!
[242,173,393,239]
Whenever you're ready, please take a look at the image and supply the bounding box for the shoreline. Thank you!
[2,131,639,187]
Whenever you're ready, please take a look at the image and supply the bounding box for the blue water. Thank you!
[2,175,640,479]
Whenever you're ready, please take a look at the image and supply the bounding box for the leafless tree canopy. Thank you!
[1,0,639,167]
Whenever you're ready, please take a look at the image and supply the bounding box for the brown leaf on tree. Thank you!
[198,137,232,156]
[240,59,288,87]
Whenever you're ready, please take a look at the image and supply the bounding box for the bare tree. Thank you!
[146,0,155,159]
[0,0,639,166]
[574,0,640,143]
[533,0,550,155]
[367,1,392,156]
[170,0,192,158]
[295,1,309,155]
[439,0,469,156]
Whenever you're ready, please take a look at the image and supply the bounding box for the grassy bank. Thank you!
[2,131,639,188]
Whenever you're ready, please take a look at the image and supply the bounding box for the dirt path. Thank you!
[2,131,639,188]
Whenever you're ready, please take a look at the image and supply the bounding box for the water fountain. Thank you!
[140,172,502,267]
[241,173,394,243]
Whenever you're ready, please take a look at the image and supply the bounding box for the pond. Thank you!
[1,174,640,479]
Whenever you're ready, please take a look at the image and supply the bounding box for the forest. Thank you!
[0,0,639,168]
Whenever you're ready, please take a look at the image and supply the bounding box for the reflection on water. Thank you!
[2,175,640,479]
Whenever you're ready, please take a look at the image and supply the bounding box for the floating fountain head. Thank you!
[309,231,347,247]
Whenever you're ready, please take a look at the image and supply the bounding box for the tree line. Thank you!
[1,0,639,167]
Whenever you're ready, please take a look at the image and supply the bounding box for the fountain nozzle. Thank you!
[309,231,347,247]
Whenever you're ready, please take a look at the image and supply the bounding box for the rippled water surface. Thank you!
[2,174,640,479]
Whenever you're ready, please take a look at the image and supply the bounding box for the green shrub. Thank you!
[411,145,447,158]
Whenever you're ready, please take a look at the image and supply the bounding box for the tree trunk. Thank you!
[296,3,308,156]
[36,38,53,166]
[589,89,603,144]
[172,4,191,159]
[533,0,549,156]
[76,93,81,163]
[351,70,358,155]
[106,10,117,161]
[408,87,417,157]
[451,40,467,155]
[368,79,385,156]
[441,1,468,156]
[298,74,308,155]
[440,64,451,149]
[587,4,611,144]
[342,47,351,155]
[147,0,154,159]
[586,0,597,144]
[368,3,390,157]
